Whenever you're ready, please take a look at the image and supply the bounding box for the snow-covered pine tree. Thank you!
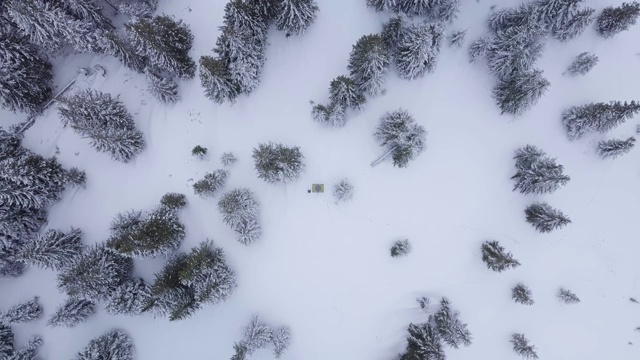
[58,0,113,30]
[101,31,148,73]
[75,329,134,360]
[47,298,95,328]
[275,0,319,36]
[235,217,263,245]
[597,137,636,159]
[512,283,534,305]
[116,0,159,18]
[0,324,13,358]
[381,15,407,52]
[10,336,42,360]
[493,68,550,115]
[482,24,545,80]
[0,297,43,324]
[416,296,430,311]
[105,278,151,316]
[311,103,347,127]
[395,0,460,22]
[125,15,196,79]
[566,52,598,76]
[218,188,263,245]
[57,245,133,301]
[193,170,229,198]
[221,152,238,166]
[511,333,538,359]
[394,22,444,80]
[66,167,87,188]
[245,0,280,23]
[239,315,273,354]
[558,288,580,304]
[487,3,537,34]
[0,33,53,114]
[145,70,180,103]
[398,322,445,360]
[348,34,390,97]
[534,0,595,41]
[333,179,354,202]
[17,228,83,270]
[512,145,570,194]
[230,343,248,360]
[481,240,521,272]
[271,326,291,358]
[192,145,208,159]
[328,76,366,111]
[253,142,305,183]
[562,101,640,140]
[525,202,571,233]
[449,29,466,47]
[596,1,640,38]
[366,0,396,12]
[390,239,411,257]
[433,297,472,348]
[199,56,240,104]
[159,191,187,211]
[468,37,490,62]
[58,89,146,162]
[142,253,197,320]
[374,109,427,168]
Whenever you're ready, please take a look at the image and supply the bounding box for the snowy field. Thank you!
[3,0,640,359]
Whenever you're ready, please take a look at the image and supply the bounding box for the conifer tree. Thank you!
[57,245,133,301]
[329,76,366,111]
[66,167,87,188]
[221,152,238,166]
[0,33,53,114]
[395,0,460,22]
[75,329,134,360]
[449,29,466,47]
[245,0,279,23]
[535,0,595,41]
[481,240,521,272]
[218,188,263,245]
[105,278,151,316]
[374,109,427,168]
[333,179,354,202]
[381,16,407,52]
[394,22,444,80]
[238,315,273,354]
[253,142,305,183]
[193,170,229,198]
[398,322,445,360]
[390,239,411,257]
[275,0,319,36]
[558,288,580,304]
[116,0,159,18]
[47,298,95,328]
[511,333,538,359]
[433,297,472,348]
[125,15,196,78]
[271,326,291,358]
[0,297,43,324]
[482,24,545,80]
[366,0,396,12]
[17,228,83,270]
[58,90,146,162]
[486,4,538,34]
[597,137,636,159]
[11,335,42,360]
[311,103,347,127]
[525,202,571,233]
[512,145,570,194]
[493,68,550,115]
[512,283,534,305]
[348,34,391,97]
[199,56,240,104]
[596,2,640,38]
[145,71,180,103]
[0,324,13,359]
[59,0,112,29]
[101,31,148,73]
[562,101,640,140]
[566,52,598,76]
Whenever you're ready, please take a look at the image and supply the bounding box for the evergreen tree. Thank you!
[525,202,571,233]
[239,315,273,354]
[562,101,640,140]
[58,0,112,29]
[105,278,151,316]
[17,228,83,270]
[366,0,396,12]
[193,170,229,198]
[566,52,598,76]
[58,89,146,162]
[487,4,538,34]
[0,297,42,324]
[107,195,187,258]
[596,2,640,38]
[75,329,134,360]
[482,24,545,80]
[398,322,445,360]
[481,240,521,272]
[348,34,390,97]
[245,0,280,23]
[218,188,262,245]
[271,326,291,358]
[142,253,197,320]
[10,335,42,360]
[160,192,187,211]
[230,343,248,360]
[311,103,347,127]
[199,56,240,104]
[57,245,133,301]
[433,297,472,348]
[535,0,595,41]
[101,31,148,73]
[374,109,427,168]
[416,296,431,311]
[597,137,636,159]
[511,333,538,359]
[333,179,354,202]
[468,37,490,62]
[558,288,580,304]
[116,0,159,18]
[235,217,262,245]
[125,15,196,78]
[394,22,444,80]
[493,68,550,115]
[253,142,305,183]
[390,239,411,257]
[145,70,180,103]
[395,0,460,22]
[0,324,13,359]
[0,33,53,114]
[66,167,87,188]
[449,29,466,47]
[512,145,570,194]
[512,283,534,305]
[47,298,95,328]
[381,15,407,52]
[221,152,237,166]
[191,146,208,159]
[329,76,366,111]
[275,0,319,36]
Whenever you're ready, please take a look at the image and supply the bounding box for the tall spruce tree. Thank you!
[398,322,445,360]
[253,142,305,183]
[116,0,159,18]
[562,101,640,140]
[199,56,240,103]
[58,0,113,29]
[525,202,571,233]
[348,34,391,97]
[487,4,538,34]
[395,0,460,22]
[0,297,43,324]
[433,297,472,348]
[535,0,595,41]
[597,137,636,159]
[218,188,262,245]
[482,24,545,80]
[511,333,538,359]
[566,52,598,76]
[17,228,83,270]
[374,109,427,168]
[145,70,180,103]
[481,240,521,272]
[512,145,570,194]
[394,22,444,80]
[366,0,396,12]
[275,0,319,36]
[493,68,550,115]
[329,76,366,111]
[0,33,53,114]
[47,298,95,328]
[101,31,148,73]
[105,278,151,316]
[75,329,134,360]
[596,2,640,38]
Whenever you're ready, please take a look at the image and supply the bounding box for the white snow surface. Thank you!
[3,0,640,359]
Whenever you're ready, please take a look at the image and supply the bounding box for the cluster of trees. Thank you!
[366,0,460,23]
[253,142,304,183]
[218,188,262,245]
[200,0,319,104]
[398,297,472,360]
[230,314,291,360]
[373,109,427,168]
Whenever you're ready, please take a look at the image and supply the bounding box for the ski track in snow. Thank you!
[3,0,640,359]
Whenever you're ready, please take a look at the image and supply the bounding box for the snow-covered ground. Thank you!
[3,0,640,358]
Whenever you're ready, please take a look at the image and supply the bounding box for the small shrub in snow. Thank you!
[566,52,598,76]
[146,71,180,103]
[596,2,640,38]
[66,167,87,188]
[11,336,42,360]
[333,179,354,202]
[562,101,640,140]
[275,0,319,36]
[525,202,571,233]
[218,188,262,245]
[511,333,538,359]
[597,137,636,159]
[449,29,466,47]
[416,296,431,312]
[160,192,187,210]
[493,69,549,115]
[390,239,411,257]
[48,298,95,328]
[253,142,304,184]
[271,326,291,358]
[558,288,580,304]
[374,109,427,168]
[221,152,237,166]
[240,315,273,354]
[512,145,569,195]
[193,170,229,198]
[192,145,207,159]
[481,240,520,272]
[348,34,390,97]
[75,329,134,360]
[631,297,639,303]
[512,283,534,305]
[0,297,43,324]
[17,228,84,270]
[0,324,12,358]
[105,278,151,316]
